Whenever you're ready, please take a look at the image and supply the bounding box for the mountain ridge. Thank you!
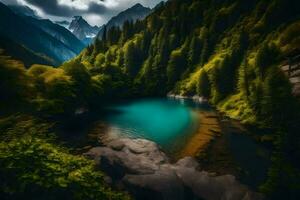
[8,4,38,18]
[0,2,84,66]
[69,16,100,44]
[96,3,151,40]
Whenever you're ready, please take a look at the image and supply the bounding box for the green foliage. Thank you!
[188,34,202,66]
[28,65,76,115]
[123,40,143,76]
[0,54,31,111]
[167,48,187,89]
[94,53,105,67]
[0,115,130,200]
[260,153,300,200]
[260,68,295,126]
[107,26,122,45]
[2,0,300,198]
[255,43,280,78]
[62,60,92,104]
[207,51,241,104]
[278,21,300,55]
[196,69,210,97]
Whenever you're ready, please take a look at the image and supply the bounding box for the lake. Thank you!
[101,98,211,154]
[64,97,270,189]
[99,98,270,188]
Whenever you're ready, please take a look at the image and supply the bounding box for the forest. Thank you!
[1,0,300,199]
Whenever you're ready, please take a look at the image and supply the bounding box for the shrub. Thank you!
[167,48,187,89]
[0,115,130,200]
[0,55,31,110]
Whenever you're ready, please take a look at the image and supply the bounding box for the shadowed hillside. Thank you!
[0,0,300,199]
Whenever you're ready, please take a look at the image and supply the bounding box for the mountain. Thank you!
[69,16,100,45]
[0,2,84,66]
[8,4,84,55]
[152,1,165,11]
[96,3,151,39]
[105,3,151,29]
[25,17,84,55]
[55,20,71,29]
[1,0,300,199]
[8,4,38,18]
[0,36,54,66]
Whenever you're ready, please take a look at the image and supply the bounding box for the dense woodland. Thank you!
[1,0,300,199]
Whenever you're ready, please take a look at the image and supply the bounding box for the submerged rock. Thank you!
[84,138,263,200]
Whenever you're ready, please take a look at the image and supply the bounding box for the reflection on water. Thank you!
[228,132,271,188]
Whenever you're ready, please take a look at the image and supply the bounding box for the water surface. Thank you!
[64,98,270,189]
[102,98,210,153]
[100,98,270,188]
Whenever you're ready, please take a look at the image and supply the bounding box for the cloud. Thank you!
[23,0,107,17]
[0,0,167,26]
[88,2,107,13]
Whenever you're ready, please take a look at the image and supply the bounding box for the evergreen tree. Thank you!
[197,70,210,97]
[102,25,107,41]
[167,49,187,89]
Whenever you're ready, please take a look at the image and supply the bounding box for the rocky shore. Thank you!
[84,137,263,200]
[167,94,209,104]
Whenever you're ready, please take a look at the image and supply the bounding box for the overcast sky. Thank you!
[0,0,166,26]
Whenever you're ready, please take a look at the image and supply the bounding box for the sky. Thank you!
[0,0,166,26]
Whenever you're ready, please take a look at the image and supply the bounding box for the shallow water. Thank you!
[102,98,210,154]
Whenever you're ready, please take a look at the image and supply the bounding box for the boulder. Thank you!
[123,165,186,200]
[84,138,263,200]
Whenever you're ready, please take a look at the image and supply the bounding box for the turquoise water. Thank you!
[103,98,209,153]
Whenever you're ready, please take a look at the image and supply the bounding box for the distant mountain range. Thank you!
[67,3,151,44]
[68,16,100,45]
[0,2,84,66]
[0,2,158,66]
[97,3,151,39]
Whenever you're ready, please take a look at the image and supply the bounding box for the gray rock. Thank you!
[123,165,185,200]
[84,138,263,200]
[174,165,253,200]
[175,157,200,169]
[84,138,168,176]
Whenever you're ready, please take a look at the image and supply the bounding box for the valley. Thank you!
[0,0,300,200]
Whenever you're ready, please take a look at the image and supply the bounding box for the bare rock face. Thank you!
[84,138,263,200]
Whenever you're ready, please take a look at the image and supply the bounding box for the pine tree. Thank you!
[197,70,210,97]
[102,25,107,41]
